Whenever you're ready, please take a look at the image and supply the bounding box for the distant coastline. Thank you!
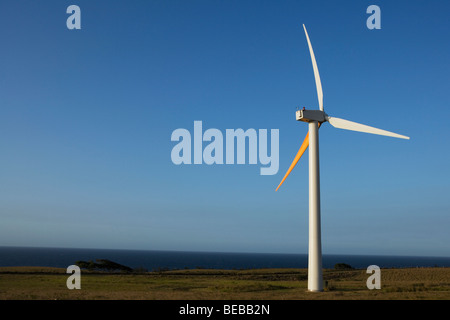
[1,246,450,271]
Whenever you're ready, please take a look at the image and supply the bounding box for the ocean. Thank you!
[1,246,449,271]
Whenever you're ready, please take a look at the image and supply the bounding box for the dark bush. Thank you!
[75,259,132,272]
[334,263,354,270]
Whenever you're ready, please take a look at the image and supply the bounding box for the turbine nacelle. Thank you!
[296,109,326,123]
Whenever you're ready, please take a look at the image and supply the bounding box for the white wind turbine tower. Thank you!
[276,25,410,292]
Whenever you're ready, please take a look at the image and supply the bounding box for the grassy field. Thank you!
[0,266,449,300]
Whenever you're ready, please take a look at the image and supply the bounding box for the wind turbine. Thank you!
[276,25,409,292]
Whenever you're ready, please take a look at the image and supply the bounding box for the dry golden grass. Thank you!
[0,267,449,300]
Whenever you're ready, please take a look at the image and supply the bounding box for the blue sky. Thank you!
[0,0,449,257]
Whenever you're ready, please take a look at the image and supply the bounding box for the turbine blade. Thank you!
[327,116,410,140]
[276,123,321,192]
[303,24,323,111]
[276,132,309,191]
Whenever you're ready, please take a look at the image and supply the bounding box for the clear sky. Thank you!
[0,0,449,257]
